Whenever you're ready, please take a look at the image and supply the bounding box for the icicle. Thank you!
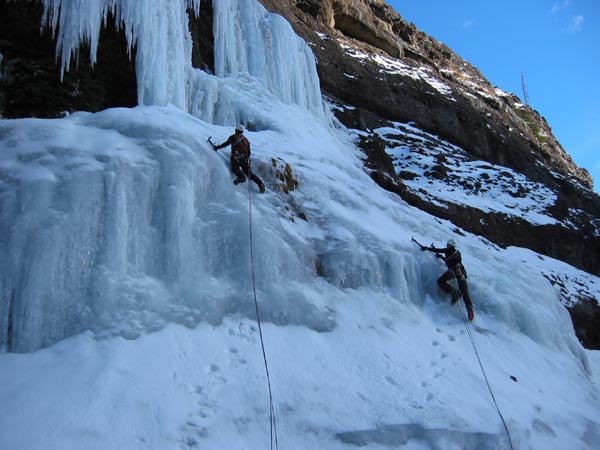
[40,0,324,123]
[41,0,201,109]
[212,0,322,114]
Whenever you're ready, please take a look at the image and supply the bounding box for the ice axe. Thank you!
[207,136,229,166]
[412,237,444,260]
[207,136,217,150]
[411,236,429,250]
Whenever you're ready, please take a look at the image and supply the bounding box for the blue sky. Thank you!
[386,0,600,191]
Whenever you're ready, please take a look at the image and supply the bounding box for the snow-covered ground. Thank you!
[1,0,600,449]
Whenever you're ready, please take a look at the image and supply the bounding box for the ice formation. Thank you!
[41,0,323,119]
[42,0,200,109]
[212,0,322,113]
[0,105,340,352]
[1,104,598,448]
[4,0,325,353]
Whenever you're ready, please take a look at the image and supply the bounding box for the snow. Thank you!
[372,123,560,226]
[339,42,454,98]
[2,105,600,450]
[505,246,600,309]
[1,0,600,449]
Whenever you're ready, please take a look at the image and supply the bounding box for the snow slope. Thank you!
[1,103,600,450]
[1,0,600,449]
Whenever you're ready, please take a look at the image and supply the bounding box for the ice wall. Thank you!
[7,0,326,353]
[6,1,585,370]
[0,107,330,352]
[0,105,590,371]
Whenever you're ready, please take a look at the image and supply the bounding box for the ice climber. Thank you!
[212,124,266,193]
[422,238,475,321]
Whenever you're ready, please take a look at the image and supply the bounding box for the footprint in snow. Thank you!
[227,346,247,365]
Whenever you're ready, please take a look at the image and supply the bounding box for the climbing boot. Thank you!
[258,182,266,193]
[233,177,246,185]
[468,309,475,321]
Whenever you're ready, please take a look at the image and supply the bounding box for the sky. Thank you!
[386,0,600,191]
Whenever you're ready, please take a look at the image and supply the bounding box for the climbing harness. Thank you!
[246,161,279,450]
[458,304,515,450]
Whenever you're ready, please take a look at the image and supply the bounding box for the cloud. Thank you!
[551,0,572,13]
[462,19,476,29]
[567,15,584,32]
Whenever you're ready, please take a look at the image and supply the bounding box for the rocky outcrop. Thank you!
[256,0,600,268]
[259,0,592,188]
[189,0,215,73]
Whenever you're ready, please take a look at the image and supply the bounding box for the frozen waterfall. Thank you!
[42,0,200,109]
[212,0,322,114]
[0,0,584,372]
[0,106,336,353]
[4,0,327,353]
[41,0,324,118]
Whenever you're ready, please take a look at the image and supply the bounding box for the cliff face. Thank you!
[256,0,600,269]
[1,0,599,347]
[261,0,593,186]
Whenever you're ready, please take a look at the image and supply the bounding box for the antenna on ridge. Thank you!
[521,72,530,107]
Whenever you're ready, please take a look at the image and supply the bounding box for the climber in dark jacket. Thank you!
[423,238,475,321]
[212,124,265,193]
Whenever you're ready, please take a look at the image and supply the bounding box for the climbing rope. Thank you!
[246,162,280,450]
[458,304,515,450]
